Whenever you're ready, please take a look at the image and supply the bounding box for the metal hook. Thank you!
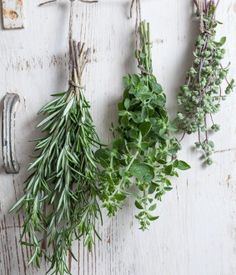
[38,0,98,7]
[2,93,20,174]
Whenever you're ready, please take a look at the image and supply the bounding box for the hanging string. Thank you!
[68,0,75,81]
[39,0,92,91]
[39,0,98,7]
[67,0,91,97]
[215,0,220,9]
[130,0,142,51]
[68,0,75,42]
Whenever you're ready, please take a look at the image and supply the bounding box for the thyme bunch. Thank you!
[175,0,234,165]
[10,40,102,274]
[96,21,190,230]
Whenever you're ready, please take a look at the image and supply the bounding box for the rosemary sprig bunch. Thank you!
[175,0,234,165]
[96,21,190,230]
[10,40,102,274]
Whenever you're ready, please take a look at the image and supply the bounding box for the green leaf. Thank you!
[218,36,226,46]
[129,129,139,139]
[37,110,60,128]
[114,193,126,201]
[112,139,124,151]
[164,165,173,175]
[51,92,66,97]
[164,186,172,191]
[150,79,163,93]
[139,121,151,137]
[130,74,140,86]
[225,79,235,94]
[148,204,157,211]
[95,148,110,167]
[129,162,154,182]
[9,195,26,212]
[124,98,130,110]
[174,160,191,170]
[28,248,39,265]
[63,97,74,116]
[147,214,159,221]
[123,75,131,87]
[95,148,110,161]
[135,200,143,209]
[148,183,157,194]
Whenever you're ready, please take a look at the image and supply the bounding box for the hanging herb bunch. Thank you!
[96,18,190,230]
[175,0,234,165]
[10,3,102,275]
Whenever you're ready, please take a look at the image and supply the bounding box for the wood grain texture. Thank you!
[1,0,236,274]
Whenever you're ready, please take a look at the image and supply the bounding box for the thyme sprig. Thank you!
[175,0,234,165]
[10,40,102,275]
[96,21,190,230]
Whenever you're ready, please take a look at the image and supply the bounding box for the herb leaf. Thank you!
[97,21,190,230]
[10,40,102,275]
[175,1,234,165]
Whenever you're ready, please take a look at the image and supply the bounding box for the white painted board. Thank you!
[1,0,236,274]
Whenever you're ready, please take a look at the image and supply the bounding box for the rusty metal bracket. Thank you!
[2,93,20,174]
[1,0,24,30]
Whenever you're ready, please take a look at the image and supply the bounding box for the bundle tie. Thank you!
[69,80,84,89]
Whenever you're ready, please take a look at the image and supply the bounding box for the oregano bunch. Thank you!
[10,40,102,275]
[96,21,190,230]
[175,0,234,165]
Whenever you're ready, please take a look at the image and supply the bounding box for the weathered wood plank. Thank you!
[1,0,236,274]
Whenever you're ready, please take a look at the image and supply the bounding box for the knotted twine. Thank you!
[68,0,91,101]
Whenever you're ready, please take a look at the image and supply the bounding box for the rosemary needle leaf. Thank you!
[10,40,102,275]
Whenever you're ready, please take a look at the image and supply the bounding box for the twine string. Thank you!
[68,0,76,81]
[67,0,91,97]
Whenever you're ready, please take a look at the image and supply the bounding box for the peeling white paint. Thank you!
[1,0,236,274]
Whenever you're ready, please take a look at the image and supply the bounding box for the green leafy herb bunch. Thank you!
[96,21,190,230]
[175,0,234,165]
[10,40,102,275]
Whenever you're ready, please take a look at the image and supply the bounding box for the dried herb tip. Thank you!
[175,0,234,165]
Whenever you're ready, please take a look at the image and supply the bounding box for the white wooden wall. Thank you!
[1,0,236,274]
